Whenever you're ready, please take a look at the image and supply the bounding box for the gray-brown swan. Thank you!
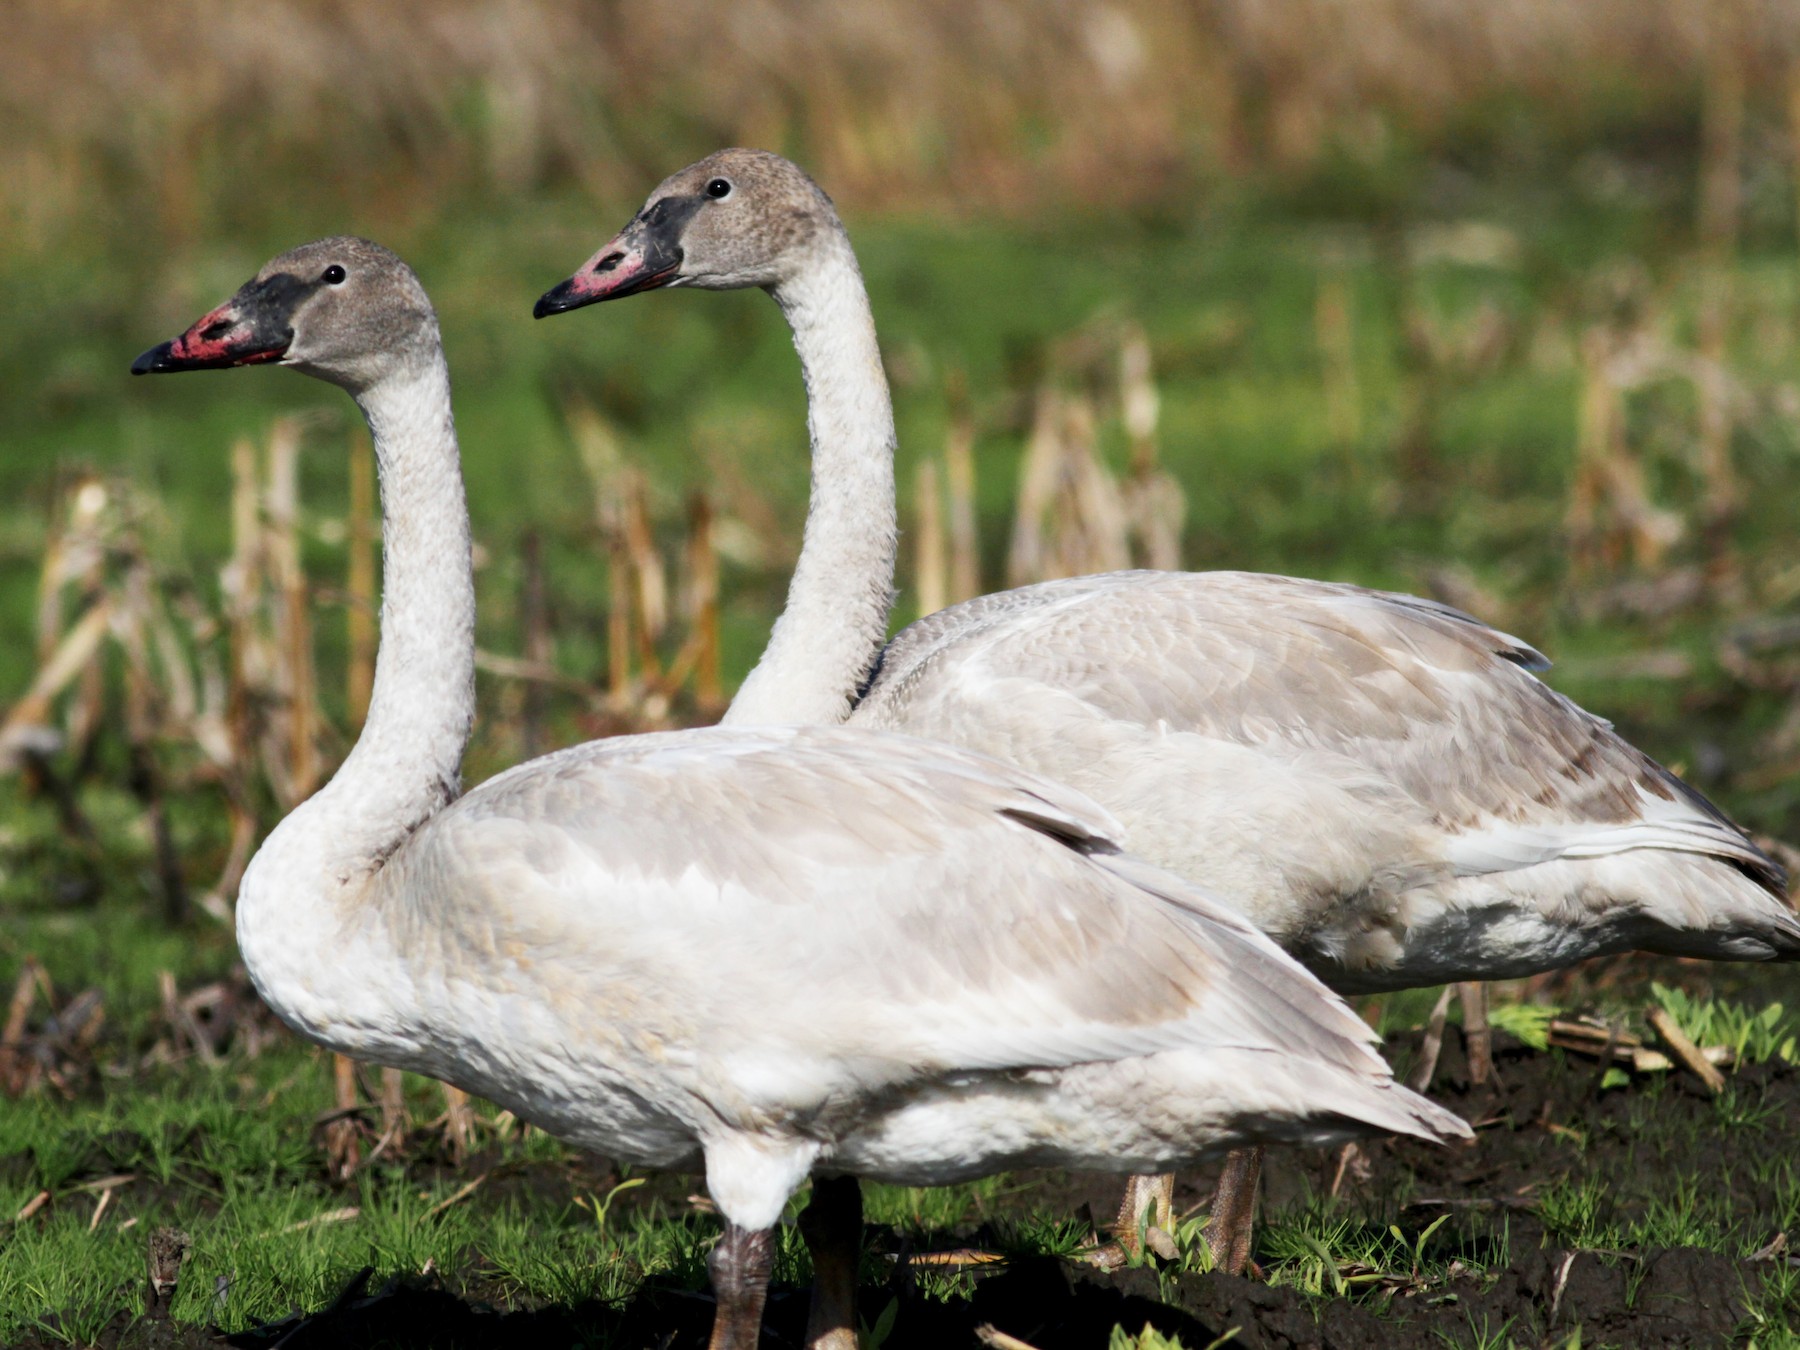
[132,236,1469,1350]
[534,148,1800,1292]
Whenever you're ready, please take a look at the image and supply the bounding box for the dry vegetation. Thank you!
[8,0,1800,252]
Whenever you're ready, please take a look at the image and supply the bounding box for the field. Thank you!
[3,980,1797,1348]
[7,3,1800,1347]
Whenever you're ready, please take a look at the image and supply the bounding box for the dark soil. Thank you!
[19,1026,1800,1350]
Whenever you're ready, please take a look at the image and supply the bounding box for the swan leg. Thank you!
[378,1067,409,1150]
[1203,1145,1263,1276]
[324,1053,363,1179]
[1407,985,1457,1091]
[1112,1171,1175,1253]
[707,1221,775,1350]
[438,1083,476,1163]
[799,1175,863,1350]
[1458,981,1495,1087]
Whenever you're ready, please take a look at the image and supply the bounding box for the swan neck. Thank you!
[346,352,477,812]
[725,236,898,725]
[240,344,475,930]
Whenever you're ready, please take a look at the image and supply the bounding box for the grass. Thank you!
[1651,984,1799,1067]
[0,1049,730,1341]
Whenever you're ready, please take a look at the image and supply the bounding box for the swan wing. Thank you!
[390,724,1415,1122]
[858,570,1783,894]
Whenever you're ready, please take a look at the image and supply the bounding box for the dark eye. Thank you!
[322,264,347,285]
[705,178,732,200]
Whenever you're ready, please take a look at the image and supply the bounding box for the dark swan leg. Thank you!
[707,1221,775,1350]
[799,1175,864,1350]
[1204,1145,1264,1276]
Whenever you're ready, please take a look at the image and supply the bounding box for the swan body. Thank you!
[135,236,1466,1346]
[253,722,1460,1206]
[538,149,1798,1294]
[854,569,1796,987]
[537,148,1798,997]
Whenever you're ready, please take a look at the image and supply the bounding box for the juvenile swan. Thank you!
[133,238,1468,1350]
[535,148,1800,1279]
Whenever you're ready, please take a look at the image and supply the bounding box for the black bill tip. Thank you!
[533,279,588,320]
[130,341,176,376]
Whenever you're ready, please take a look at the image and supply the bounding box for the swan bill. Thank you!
[533,241,684,316]
[129,273,313,374]
[534,192,707,317]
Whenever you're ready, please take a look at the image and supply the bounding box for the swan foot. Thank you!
[1203,1146,1263,1276]
[799,1175,863,1350]
[707,1220,775,1350]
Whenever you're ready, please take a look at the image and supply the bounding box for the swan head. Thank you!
[535,148,842,317]
[132,237,438,392]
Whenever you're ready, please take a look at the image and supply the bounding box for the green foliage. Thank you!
[1743,1260,1800,1347]
[0,1048,717,1340]
[861,1175,1015,1237]
[1486,1002,1559,1052]
[1533,1175,1614,1249]
[1650,984,1798,1067]
[1258,1198,1502,1302]
[862,1295,899,1349]
[1434,1314,1517,1350]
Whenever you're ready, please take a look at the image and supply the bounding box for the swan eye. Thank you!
[705,178,732,200]
[322,265,347,285]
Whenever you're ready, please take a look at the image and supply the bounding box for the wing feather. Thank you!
[859,571,1783,896]
[385,724,1403,1118]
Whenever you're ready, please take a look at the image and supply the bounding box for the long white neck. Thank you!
[722,234,898,726]
[236,346,476,1043]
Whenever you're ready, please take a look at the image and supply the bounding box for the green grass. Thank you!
[1651,985,1799,1067]
[0,1049,738,1342]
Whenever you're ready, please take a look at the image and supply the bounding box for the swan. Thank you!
[131,237,1470,1350]
[533,148,1800,1282]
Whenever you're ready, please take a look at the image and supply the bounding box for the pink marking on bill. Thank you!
[574,247,654,298]
[169,305,239,362]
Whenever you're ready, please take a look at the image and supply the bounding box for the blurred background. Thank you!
[4,0,1800,1045]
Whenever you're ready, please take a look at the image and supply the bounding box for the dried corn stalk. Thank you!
[557,401,727,729]
[1694,1,1745,540]
[1566,328,1685,578]
[1116,325,1185,572]
[1007,388,1130,586]
[913,457,947,617]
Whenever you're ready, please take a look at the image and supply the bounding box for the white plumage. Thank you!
[538,147,1798,1285]
[541,147,1796,991]
[139,235,1466,1350]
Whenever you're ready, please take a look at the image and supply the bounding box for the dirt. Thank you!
[17,1026,1799,1350]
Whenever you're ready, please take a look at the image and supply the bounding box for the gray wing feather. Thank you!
[859,571,1783,896]
[390,725,1410,1098]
